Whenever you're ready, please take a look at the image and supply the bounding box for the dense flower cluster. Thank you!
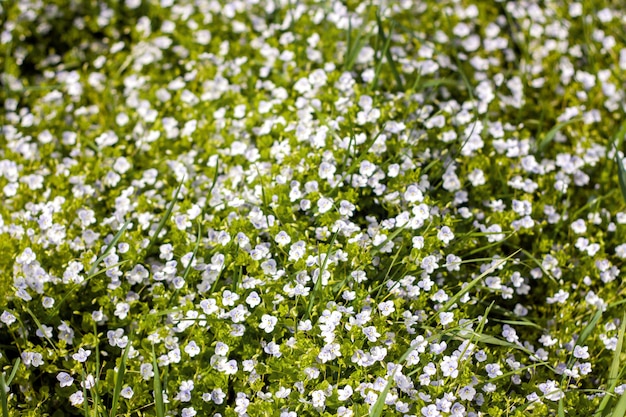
[2,0,626,416]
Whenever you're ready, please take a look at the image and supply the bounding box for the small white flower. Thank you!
[72,348,91,363]
[404,185,424,203]
[185,341,201,357]
[573,345,590,359]
[378,301,395,317]
[437,226,455,245]
[246,291,261,308]
[570,219,587,234]
[538,380,564,401]
[275,231,291,246]
[57,372,74,387]
[259,314,278,333]
[317,197,334,213]
[120,386,134,399]
[439,312,454,326]
[69,391,84,406]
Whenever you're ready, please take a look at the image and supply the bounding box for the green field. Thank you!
[2,0,626,416]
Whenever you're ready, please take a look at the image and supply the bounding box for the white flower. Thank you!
[120,386,134,399]
[317,197,334,213]
[378,301,395,317]
[570,219,587,234]
[0,311,16,326]
[421,255,439,274]
[57,372,74,387]
[69,391,84,406]
[72,348,91,363]
[439,312,454,326]
[181,407,197,417]
[404,185,424,203]
[259,314,278,333]
[246,291,261,308]
[215,342,229,356]
[437,226,455,245]
[573,345,590,359]
[274,231,291,246]
[485,363,503,378]
[440,356,458,378]
[185,341,201,357]
[459,385,476,401]
[538,380,564,401]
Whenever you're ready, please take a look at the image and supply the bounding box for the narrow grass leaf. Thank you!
[0,373,8,417]
[81,368,90,417]
[535,117,580,154]
[610,313,626,384]
[109,341,131,417]
[152,344,165,417]
[88,220,130,277]
[307,230,338,321]
[577,309,603,348]
[437,250,519,316]
[616,151,626,205]
[612,389,626,417]
[595,313,626,416]
[145,178,184,255]
[5,358,20,386]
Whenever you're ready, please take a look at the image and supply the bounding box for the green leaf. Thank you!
[145,178,185,255]
[88,220,131,277]
[109,341,132,417]
[152,344,165,417]
[535,117,580,154]
[612,389,626,417]
[616,152,626,205]
[306,230,339,321]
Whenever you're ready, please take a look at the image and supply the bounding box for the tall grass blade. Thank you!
[88,220,130,277]
[109,341,131,417]
[616,152,626,205]
[0,374,8,417]
[610,313,626,384]
[145,178,184,255]
[152,344,165,417]
[373,12,403,90]
[612,389,626,417]
[306,230,339,321]
[0,357,20,417]
[535,117,580,154]
[437,251,520,317]
[595,313,626,417]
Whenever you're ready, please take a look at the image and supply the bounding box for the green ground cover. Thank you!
[2,0,626,416]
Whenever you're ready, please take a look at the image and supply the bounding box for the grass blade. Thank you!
[5,358,20,386]
[92,322,102,416]
[616,152,626,205]
[0,374,8,417]
[437,251,520,317]
[0,357,20,417]
[306,230,339,321]
[577,309,603,348]
[595,313,626,417]
[610,313,626,384]
[145,178,184,255]
[81,368,90,417]
[535,117,580,154]
[612,389,626,417]
[109,341,131,417]
[88,220,131,277]
[373,12,403,90]
[152,344,165,417]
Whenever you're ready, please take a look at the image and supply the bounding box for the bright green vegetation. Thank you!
[2,0,626,416]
